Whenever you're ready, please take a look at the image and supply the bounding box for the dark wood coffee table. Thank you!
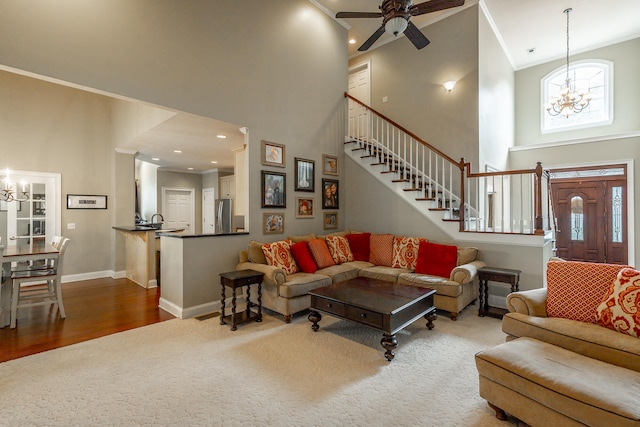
[308,277,436,361]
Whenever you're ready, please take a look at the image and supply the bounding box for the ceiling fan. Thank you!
[337,0,465,51]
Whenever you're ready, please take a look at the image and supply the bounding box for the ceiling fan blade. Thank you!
[358,25,386,51]
[336,11,383,19]
[404,21,431,50]
[410,0,465,16]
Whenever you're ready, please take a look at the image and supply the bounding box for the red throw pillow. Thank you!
[290,241,318,273]
[346,233,371,262]
[414,241,458,278]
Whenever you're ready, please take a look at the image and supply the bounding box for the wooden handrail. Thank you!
[344,92,461,169]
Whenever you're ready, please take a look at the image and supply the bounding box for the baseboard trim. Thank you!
[158,297,242,319]
[61,270,115,283]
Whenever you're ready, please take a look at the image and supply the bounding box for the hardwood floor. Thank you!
[0,278,175,363]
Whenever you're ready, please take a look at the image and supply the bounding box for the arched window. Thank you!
[541,60,613,133]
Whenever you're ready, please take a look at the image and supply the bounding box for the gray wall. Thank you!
[0,0,348,277]
[348,5,480,169]
[515,37,640,146]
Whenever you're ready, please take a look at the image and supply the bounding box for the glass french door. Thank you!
[6,172,60,248]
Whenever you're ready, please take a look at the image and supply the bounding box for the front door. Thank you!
[550,165,627,264]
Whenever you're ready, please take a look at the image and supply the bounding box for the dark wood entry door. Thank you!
[550,174,627,264]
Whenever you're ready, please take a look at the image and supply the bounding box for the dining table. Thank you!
[0,242,59,328]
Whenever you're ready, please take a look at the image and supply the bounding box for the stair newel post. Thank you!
[459,158,466,232]
[534,162,544,236]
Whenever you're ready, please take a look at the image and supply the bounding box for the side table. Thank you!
[219,269,264,331]
[478,266,521,319]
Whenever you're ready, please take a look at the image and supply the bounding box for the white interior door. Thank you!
[162,188,195,234]
[348,61,371,140]
[202,188,215,234]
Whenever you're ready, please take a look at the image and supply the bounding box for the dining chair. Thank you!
[9,237,70,328]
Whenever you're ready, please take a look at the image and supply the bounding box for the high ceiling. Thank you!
[122,0,640,173]
[316,0,640,69]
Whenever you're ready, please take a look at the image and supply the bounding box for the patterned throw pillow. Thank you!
[261,240,299,275]
[414,241,458,278]
[290,241,318,273]
[307,238,336,269]
[546,261,630,323]
[346,232,371,262]
[392,237,427,269]
[326,235,354,264]
[369,234,395,267]
[595,268,640,337]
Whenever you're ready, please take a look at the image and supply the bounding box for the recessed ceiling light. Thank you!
[210,161,218,164]
[174,150,182,153]
[187,167,194,171]
[152,157,160,161]
[216,134,227,139]
[349,39,356,45]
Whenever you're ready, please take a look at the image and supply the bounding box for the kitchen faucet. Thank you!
[151,213,164,226]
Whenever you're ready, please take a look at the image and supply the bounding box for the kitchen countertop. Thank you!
[113,225,185,233]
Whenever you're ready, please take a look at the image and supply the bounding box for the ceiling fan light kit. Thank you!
[336,0,466,52]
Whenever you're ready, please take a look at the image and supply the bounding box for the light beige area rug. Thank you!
[0,308,524,426]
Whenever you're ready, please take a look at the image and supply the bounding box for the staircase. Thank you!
[344,92,552,245]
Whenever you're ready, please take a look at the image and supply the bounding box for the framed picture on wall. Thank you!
[262,171,286,208]
[321,178,339,209]
[323,154,338,175]
[264,212,285,235]
[294,157,315,192]
[295,197,314,218]
[67,194,108,209]
[261,140,286,168]
[323,212,338,230]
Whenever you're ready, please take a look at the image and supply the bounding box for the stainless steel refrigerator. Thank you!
[215,198,233,233]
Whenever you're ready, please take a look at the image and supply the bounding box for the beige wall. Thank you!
[0,0,348,280]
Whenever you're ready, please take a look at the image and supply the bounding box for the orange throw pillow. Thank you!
[595,268,640,337]
[307,238,336,269]
[392,236,427,270]
[326,235,354,264]
[369,234,395,267]
[261,240,299,275]
[546,261,630,323]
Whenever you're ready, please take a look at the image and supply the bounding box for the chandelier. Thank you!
[545,8,593,118]
[1,169,29,203]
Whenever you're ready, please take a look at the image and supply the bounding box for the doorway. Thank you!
[162,188,195,234]
[348,60,371,140]
[202,188,215,234]
[549,165,627,264]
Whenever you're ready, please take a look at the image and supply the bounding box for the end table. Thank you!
[219,269,264,331]
[478,266,521,319]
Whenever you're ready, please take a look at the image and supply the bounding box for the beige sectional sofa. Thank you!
[236,231,485,322]
[476,261,640,426]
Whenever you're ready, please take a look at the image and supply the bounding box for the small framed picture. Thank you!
[67,194,108,209]
[294,157,315,192]
[323,212,338,230]
[323,154,338,175]
[264,212,285,235]
[322,178,339,209]
[296,197,314,218]
[261,140,286,168]
[262,171,286,208]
